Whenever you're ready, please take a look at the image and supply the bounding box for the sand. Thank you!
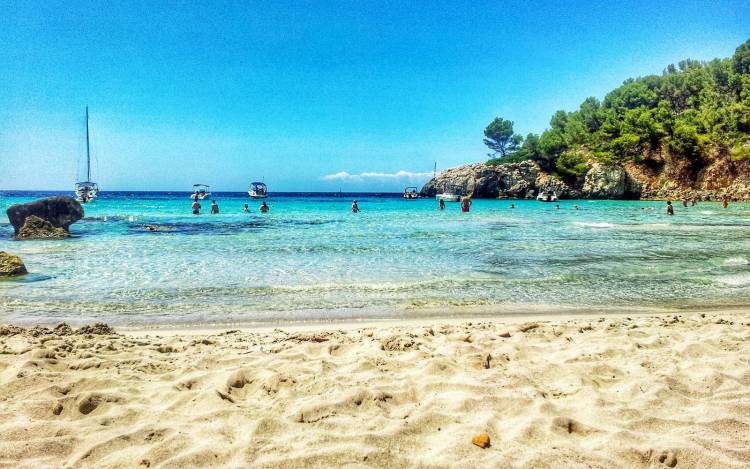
[0,312,748,468]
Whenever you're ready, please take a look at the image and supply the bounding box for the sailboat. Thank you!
[74,106,99,203]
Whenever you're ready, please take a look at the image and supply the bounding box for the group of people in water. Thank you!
[665,194,730,215]
[191,199,269,215]
[191,193,733,216]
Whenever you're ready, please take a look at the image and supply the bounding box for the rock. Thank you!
[17,216,70,239]
[6,196,84,238]
[582,163,641,199]
[472,432,491,448]
[421,161,557,199]
[0,252,28,277]
[76,323,116,335]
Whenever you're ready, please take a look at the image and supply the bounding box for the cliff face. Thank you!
[420,155,750,200]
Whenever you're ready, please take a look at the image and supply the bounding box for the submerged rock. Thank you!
[0,252,27,277]
[6,196,84,238]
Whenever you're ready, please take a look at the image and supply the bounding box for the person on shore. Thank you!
[210,200,219,214]
[191,199,201,215]
[666,200,674,216]
[352,200,359,213]
[260,201,269,213]
[243,203,250,213]
[438,199,445,210]
[722,194,729,208]
[461,195,471,213]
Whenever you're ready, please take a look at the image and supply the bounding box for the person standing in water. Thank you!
[210,200,219,214]
[191,199,201,215]
[461,195,472,213]
[243,203,250,213]
[666,200,674,215]
[722,194,729,208]
[352,200,359,213]
[260,201,269,213]
[438,199,445,210]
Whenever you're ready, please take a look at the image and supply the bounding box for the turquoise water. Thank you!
[2,191,750,326]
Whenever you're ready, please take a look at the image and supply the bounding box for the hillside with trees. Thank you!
[476,38,750,200]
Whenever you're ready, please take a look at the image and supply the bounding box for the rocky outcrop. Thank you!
[582,163,642,199]
[420,151,750,200]
[0,252,27,277]
[420,161,548,198]
[6,196,83,238]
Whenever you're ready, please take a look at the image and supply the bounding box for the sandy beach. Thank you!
[0,312,747,468]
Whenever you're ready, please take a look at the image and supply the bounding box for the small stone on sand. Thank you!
[472,432,490,448]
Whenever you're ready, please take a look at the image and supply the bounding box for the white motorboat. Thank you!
[403,186,419,199]
[248,181,268,199]
[436,183,461,202]
[74,107,100,203]
[191,184,211,200]
[536,190,558,202]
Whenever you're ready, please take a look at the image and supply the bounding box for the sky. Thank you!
[0,1,748,192]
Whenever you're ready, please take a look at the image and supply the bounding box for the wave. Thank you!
[716,273,750,287]
[724,257,750,266]
[573,221,613,228]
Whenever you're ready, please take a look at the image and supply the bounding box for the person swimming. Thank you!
[555,204,560,209]
[260,201,269,213]
[509,203,515,209]
[210,200,219,214]
[243,203,250,213]
[666,200,674,215]
[438,199,445,210]
[191,199,201,215]
[352,200,359,213]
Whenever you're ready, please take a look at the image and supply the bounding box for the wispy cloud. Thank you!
[321,170,433,181]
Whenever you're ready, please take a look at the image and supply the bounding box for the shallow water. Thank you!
[1,191,750,326]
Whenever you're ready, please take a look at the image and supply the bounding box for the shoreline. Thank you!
[1,309,748,467]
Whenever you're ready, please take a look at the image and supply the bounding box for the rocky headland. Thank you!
[421,155,750,200]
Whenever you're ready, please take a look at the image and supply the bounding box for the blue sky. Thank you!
[0,1,748,192]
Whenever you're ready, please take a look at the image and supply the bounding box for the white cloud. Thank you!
[321,170,433,181]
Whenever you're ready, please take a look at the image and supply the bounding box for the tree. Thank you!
[733,38,750,75]
[483,117,522,158]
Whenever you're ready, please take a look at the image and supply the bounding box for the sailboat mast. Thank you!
[85,106,91,182]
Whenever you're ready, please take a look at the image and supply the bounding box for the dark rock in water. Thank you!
[0,251,27,277]
[6,196,83,238]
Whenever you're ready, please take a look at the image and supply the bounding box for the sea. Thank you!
[1,191,750,327]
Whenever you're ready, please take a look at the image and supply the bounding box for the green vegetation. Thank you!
[484,38,750,176]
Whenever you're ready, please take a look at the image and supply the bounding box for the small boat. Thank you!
[74,107,99,203]
[403,186,419,199]
[248,181,268,199]
[191,184,211,200]
[536,190,558,202]
[436,184,461,202]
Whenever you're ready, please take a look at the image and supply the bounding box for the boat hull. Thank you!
[436,194,461,202]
